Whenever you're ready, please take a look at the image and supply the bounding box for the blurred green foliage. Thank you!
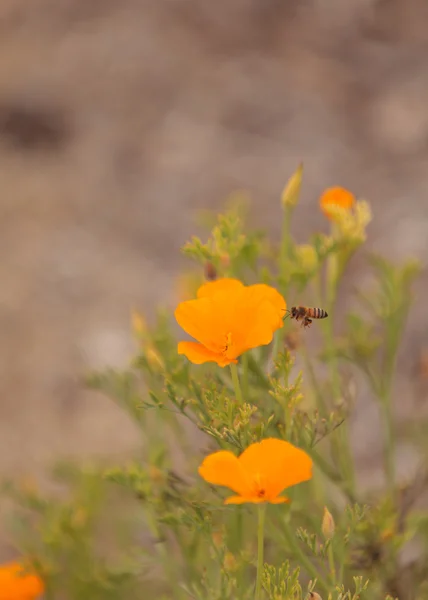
[2,168,426,600]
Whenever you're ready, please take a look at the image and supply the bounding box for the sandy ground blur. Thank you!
[1,0,428,542]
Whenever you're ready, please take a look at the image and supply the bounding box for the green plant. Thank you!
[2,168,425,600]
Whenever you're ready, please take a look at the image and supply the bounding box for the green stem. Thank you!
[229,362,245,552]
[247,354,271,389]
[44,584,55,600]
[300,342,328,417]
[380,392,395,500]
[280,519,330,595]
[271,330,282,370]
[279,207,292,295]
[242,352,250,401]
[338,541,346,586]
[327,543,336,585]
[378,319,401,502]
[230,363,243,405]
[146,510,186,599]
[311,449,356,503]
[322,258,356,497]
[255,505,266,600]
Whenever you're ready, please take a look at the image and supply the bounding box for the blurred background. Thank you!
[1,0,428,536]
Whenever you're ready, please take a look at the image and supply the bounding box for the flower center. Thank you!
[253,473,267,500]
[222,332,233,356]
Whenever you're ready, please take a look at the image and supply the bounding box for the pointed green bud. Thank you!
[322,506,335,540]
[281,163,303,208]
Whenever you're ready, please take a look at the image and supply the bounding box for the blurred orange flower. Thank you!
[319,186,355,220]
[175,278,286,367]
[0,561,44,600]
[198,438,312,504]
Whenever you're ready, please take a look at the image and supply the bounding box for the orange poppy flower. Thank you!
[198,438,313,504]
[175,279,286,367]
[0,561,44,600]
[319,186,355,221]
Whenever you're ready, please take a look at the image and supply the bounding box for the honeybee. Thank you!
[284,306,328,329]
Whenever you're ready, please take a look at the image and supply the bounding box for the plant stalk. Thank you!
[279,206,293,295]
[327,543,336,586]
[280,518,330,595]
[255,504,266,600]
[380,388,395,501]
[242,352,250,401]
[323,257,356,497]
[230,362,243,405]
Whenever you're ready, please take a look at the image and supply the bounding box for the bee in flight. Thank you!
[283,306,328,329]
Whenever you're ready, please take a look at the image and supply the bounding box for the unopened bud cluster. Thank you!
[328,200,372,245]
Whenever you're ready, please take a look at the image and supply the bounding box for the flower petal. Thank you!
[199,450,253,497]
[225,495,266,505]
[244,285,286,332]
[176,280,287,364]
[175,298,221,352]
[213,287,285,359]
[320,187,355,220]
[238,302,281,352]
[224,495,249,505]
[197,278,244,299]
[269,496,290,504]
[175,292,248,355]
[178,342,236,367]
[224,495,289,505]
[240,313,276,350]
[238,438,313,500]
[0,561,44,599]
[246,284,286,314]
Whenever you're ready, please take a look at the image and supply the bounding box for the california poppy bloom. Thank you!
[175,278,286,367]
[198,438,312,504]
[319,186,355,221]
[0,561,44,600]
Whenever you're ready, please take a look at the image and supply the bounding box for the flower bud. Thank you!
[148,466,165,485]
[336,200,372,244]
[281,163,303,208]
[380,525,395,541]
[131,310,147,337]
[204,261,217,281]
[71,507,87,529]
[212,529,225,549]
[309,593,323,600]
[319,186,355,220]
[223,552,238,572]
[146,347,165,370]
[295,244,318,272]
[321,506,335,540]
